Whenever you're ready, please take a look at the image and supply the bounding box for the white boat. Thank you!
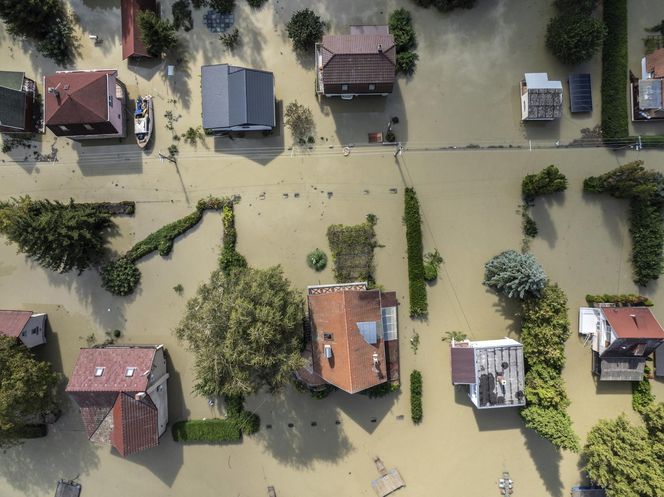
[134,95,153,149]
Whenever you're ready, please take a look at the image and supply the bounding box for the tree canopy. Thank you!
[175,266,304,397]
[137,10,179,58]
[286,9,325,52]
[0,197,114,274]
[0,337,60,447]
[546,14,607,65]
[483,250,547,300]
[583,413,664,497]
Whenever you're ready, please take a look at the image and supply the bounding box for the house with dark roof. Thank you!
[66,345,169,456]
[43,70,126,140]
[631,48,664,121]
[121,0,156,60]
[0,71,38,134]
[315,25,396,99]
[0,310,47,348]
[579,306,664,381]
[450,338,525,409]
[296,282,399,394]
[201,64,275,134]
[520,73,563,121]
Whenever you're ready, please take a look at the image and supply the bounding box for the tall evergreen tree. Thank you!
[137,10,179,58]
[0,336,60,447]
[0,197,114,274]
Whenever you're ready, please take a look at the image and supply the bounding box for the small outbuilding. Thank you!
[0,71,38,134]
[201,64,275,134]
[520,73,563,121]
[0,310,47,348]
[121,0,157,60]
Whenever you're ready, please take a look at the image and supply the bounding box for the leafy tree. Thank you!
[389,8,416,51]
[642,402,664,460]
[522,165,568,201]
[137,10,179,58]
[524,363,570,409]
[286,9,325,52]
[583,415,664,497]
[35,15,75,65]
[175,266,305,397]
[546,13,607,65]
[172,0,193,32]
[0,197,114,274]
[100,258,141,296]
[209,0,234,14]
[583,161,664,203]
[0,337,60,447]
[397,51,419,76]
[521,406,579,452]
[284,101,314,143]
[483,250,547,299]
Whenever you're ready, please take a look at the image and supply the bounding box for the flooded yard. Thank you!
[1,1,664,497]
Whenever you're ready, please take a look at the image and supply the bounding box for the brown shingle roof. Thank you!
[0,310,32,338]
[66,347,156,393]
[121,0,156,59]
[450,346,476,384]
[320,33,396,85]
[44,71,114,126]
[309,287,388,394]
[646,48,664,79]
[603,307,664,340]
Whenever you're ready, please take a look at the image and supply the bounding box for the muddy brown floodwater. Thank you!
[1,0,664,496]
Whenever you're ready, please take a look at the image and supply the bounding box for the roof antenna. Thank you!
[378,43,383,53]
[47,83,61,97]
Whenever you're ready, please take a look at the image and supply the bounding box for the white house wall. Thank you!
[19,313,47,348]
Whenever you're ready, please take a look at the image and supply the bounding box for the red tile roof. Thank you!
[0,310,32,338]
[646,48,664,79]
[44,71,114,126]
[121,0,156,60]
[66,347,156,393]
[320,32,396,85]
[309,287,389,394]
[111,393,158,456]
[603,307,664,339]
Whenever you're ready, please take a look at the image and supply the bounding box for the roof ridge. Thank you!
[341,290,355,393]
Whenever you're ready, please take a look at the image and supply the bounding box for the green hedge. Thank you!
[522,165,568,201]
[601,0,628,141]
[172,419,241,442]
[629,199,664,286]
[404,188,427,318]
[219,204,247,274]
[586,293,653,306]
[520,406,579,451]
[632,370,654,414]
[410,370,422,424]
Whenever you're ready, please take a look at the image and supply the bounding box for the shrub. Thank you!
[546,14,606,65]
[525,364,570,410]
[554,0,597,12]
[219,28,240,50]
[172,419,241,442]
[404,188,427,317]
[410,370,422,424]
[520,406,579,452]
[183,126,205,145]
[286,9,324,52]
[522,165,568,201]
[361,382,399,398]
[483,250,547,300]
[327,219,377,284]
[209,0,234,14]
[389,9,416,51]
[396,51,419,76]
[423,250,443,282]
[100,258,141,296]
[632,373,654,414]
[284,101,314,143]
[137,10,179,58]
[219,204,247,275]
[307,249,327,271]
[172,0,193,31]
[173,283,184,295]
[585,294,653,306]
[629,199,664,286]
[601,0,628,141]
[523,214,538,238]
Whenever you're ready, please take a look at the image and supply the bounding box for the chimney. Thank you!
[377,44,383,53]
[630,314,640,328]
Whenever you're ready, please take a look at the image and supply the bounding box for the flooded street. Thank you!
[1,1,664,496]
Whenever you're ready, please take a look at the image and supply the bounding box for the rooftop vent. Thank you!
[47,87,59,97]
[378,43,383,53]
[324,344,333,359]
[135,392,146,401]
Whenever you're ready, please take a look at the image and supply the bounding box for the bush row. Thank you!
[404,188,428,318]
[585,294,653,307]
[172,395,259,442]
[389,9,418,76]
[522,165,568,202]
[219,204,247,275]
[410,370,422,424]
[520,285,579,452]
[601,0,629,141]
[632,368,655,414]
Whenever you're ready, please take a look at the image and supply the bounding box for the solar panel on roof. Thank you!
[357,321,377,344]
[569,73,593,113]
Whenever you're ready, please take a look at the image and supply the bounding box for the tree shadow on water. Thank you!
[521,427,564,497]
[250,386,354,468]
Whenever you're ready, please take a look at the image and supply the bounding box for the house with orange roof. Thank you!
[296,282,399,394]
[66,345,169,456]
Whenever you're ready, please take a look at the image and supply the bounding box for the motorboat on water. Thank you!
[134,95,153,148]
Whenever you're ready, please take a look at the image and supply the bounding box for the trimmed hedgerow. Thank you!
[389,9,418,76]
[100,258,141,296]
[585,293,653,306]
[219,204,247,275]
[410,370,422,424]
[404,188,427,318]
[632,368,655,414]
[601,0,628,142]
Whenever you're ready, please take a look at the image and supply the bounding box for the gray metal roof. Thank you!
[0,85,26,129]
[600,357,646,381]
[201,64,275,130]
[0,71,24,91]
[656,343,664,377]
[475,343,525,407]
[639,79,663,110]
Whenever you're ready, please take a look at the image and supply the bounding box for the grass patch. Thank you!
[601,0,628,142]
[404,188,428,317]
[327,215,378,284]
[410,370,422,424]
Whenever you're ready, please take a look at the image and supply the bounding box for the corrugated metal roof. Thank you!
[600,357,646,381]
[639,79,663,110]
[201,64,275,130]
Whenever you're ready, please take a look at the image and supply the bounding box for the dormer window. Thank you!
[125,367,137,377]
[94,367,105,377]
